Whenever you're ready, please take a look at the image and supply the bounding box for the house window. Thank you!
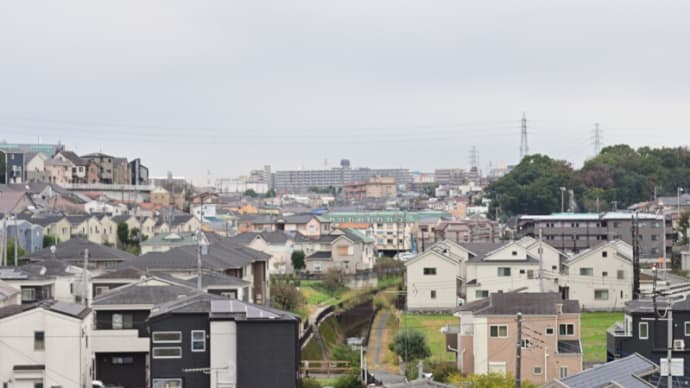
[430,290,437,299]
[519,269,525,274]
[153,331,182,343]
[685,322,690,337]
[423,268,437,275]
[191,330,206,352]
[152,347,182,359]
[490,325,508,338]
[475,290,489,299]
[602,271,608,277]
[497,267,511,277]
[521,339,531,348]
[152,379,182,388]
[21,288,36,302]
[594,289,609,300]
[545,327,554,335]
[511,251,518,256]
[533,366,543,375]
[527,270,534,279]
[34,331,45,351]
[220,291,237,299]
[617,270,625,280]
[560,367,568,379]
[579,268,593,276]
[651,235,659,241]
[112,356,134,365]
[559,323,575,336]
[95,286,110,296]
[34,384,43,388]
[112,314,134,330]
[639,322,649,340]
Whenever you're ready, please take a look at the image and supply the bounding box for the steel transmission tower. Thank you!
[592,122,603,155]
[519,112,529,159]
[469,145,479,171]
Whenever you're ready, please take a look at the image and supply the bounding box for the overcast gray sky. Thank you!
[1,1,689,183]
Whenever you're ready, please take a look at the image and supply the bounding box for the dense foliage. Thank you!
[291,250,306,270]
[389,329,431,362]
[487,146,690,218]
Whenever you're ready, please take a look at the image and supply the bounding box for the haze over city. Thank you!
[2,1,690,182]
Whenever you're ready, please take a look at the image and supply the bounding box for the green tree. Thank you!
[291,250,306,271]
[244,189,258,198]
[117,222,129,246]
[486,154,574,219]
[447,373,536,388]
[270,282,304,311]
[265,188,276,198]
[679,210,690,245]
[333,374,361,388]
[6,240,26,266]
[42,235,57,248]
[388,329,431,362]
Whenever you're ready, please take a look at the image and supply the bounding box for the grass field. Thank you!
[402,313,457,362]
[580,312,623,363]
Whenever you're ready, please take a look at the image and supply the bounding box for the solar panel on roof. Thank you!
[0,269,28,280]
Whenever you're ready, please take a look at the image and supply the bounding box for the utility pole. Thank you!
[538,228,544,292]
[520,113,529,160]
[197,195,205,291]
[666,302,673,387]
[632,212,640,299]
[13,215,18,267]
[82,248,89,306]
[516,312,523,388]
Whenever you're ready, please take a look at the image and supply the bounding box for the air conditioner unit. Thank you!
[673,339,685,351]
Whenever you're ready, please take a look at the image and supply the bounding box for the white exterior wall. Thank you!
[210,320,237,387]
[53,276,77,304]
[466,262,556,303]
[0,308,92,388]
[405,251,459,310]
[473,317,488,374]
[563,246,633,311]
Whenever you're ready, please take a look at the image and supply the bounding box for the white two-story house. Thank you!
[560,240,633,311]
[0,300,93,388]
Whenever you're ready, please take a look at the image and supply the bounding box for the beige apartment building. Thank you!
[450,292,583,385]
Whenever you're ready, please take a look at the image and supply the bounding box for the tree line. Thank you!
[487,145,690,218]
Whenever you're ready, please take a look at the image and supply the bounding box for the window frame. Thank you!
[497,267,511,277]
[545,327,555,336]
[560,366,568,379]
[489,324,509,338]
[639,322,649,340]
[423,267,437,275]
[594,289,609,300]
[559,323,575,336]
[191,330,206,352]
[152,379,183,388]
[152,331,183,344]
[533,366,543,376]
[430,290,437,299]
[34,331,45,351]
[685,322,690,337]
[152,346,182,359]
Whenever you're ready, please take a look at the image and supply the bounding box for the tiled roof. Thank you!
[120,239,269,271]
[458,292,580,315]
[556,353,658,388]
[0,299,90,320]
[230,231,290,245]
[306,251,332,261]
[92,277,198,306]
[26,238,136,261]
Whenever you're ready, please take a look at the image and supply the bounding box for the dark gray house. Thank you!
[607,294,690,385]
[147,293,300,388]
[91,276,201,388]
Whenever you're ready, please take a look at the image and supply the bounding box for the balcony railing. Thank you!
[91,329,150,353]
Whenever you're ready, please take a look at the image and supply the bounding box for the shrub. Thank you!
[299,378,322,388]
[388,329,431,362]
[334,374,361,388]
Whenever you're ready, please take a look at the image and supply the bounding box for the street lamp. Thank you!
[678,187,685,218]
[560,187,566,213]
